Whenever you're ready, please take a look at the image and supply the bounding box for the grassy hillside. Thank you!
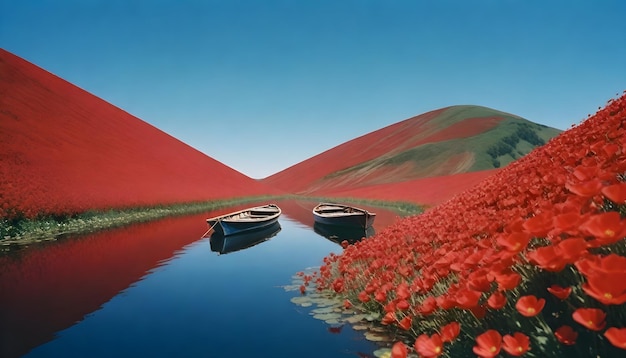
[264,105,561,194]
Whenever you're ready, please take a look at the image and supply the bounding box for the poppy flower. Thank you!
[547,285,572,300]
[455,288,482,309]
[299,285,306,294]
[554,325,578,345]
[343,299,352,309]
[494,271,522,291]
[522,212,553,236]
[566,179,603,197]
[496,232,531,253]
[602,183,626,203]
[440,322,460,343]
[526,246,568,272]
[381,311,397,325]
[390,341,408,358]
[556,237,588,263]
[515,295,545,317]
[502,332,530,356]
[473,330,502,358]
[604,327,626,350]
[396,299,410,311]
[395,282,411,300]
[414,333,443,357]
[358,291,370,303]
[398,316,412,330]
[580,212,626,245]
[487,290,507,309]
[572,308,606,331]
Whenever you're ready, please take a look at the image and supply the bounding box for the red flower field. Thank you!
[0,49,282,219]
[310,92,626,357]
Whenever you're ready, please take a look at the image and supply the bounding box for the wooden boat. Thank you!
[206,204,281,236]
[210,221,281,254]
[312,202,376,229]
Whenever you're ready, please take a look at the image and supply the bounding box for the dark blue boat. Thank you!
[206,204,281,236]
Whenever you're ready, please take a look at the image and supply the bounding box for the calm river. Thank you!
[0,200,404,358]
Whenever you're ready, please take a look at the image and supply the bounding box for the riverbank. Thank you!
[0,196,423,250]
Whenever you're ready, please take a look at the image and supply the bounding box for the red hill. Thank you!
[0,49,281,219]
[262,105,560,204]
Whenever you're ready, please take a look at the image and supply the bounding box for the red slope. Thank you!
[262,108,503,194]
[0,49,281,218]
[316,169,500,207]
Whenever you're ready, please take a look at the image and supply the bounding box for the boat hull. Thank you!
[312,203,376,229]
[206,204,281,236]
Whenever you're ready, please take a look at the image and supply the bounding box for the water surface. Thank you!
[0,200,402,357]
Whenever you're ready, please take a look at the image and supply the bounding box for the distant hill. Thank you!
[262,105,561,198]
[0,49,281,219]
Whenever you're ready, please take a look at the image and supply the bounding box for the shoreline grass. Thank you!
[0,195,423,250]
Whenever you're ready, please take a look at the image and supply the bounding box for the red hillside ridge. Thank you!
[0,49,282,218]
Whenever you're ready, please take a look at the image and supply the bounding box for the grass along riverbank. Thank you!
[0,196,423,250]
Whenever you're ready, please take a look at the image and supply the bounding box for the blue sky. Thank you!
[2,1,625,178]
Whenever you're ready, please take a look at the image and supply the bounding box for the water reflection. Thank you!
[209,221,282,254]
[0,200,403,358]
[313,222,375,245]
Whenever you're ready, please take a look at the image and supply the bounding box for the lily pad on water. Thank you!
[290,296,313,307]
[312,312,342,322]
[311,307,336,314]
[373,348,392,358]
[281,284,301,292]
[364,331,389,342]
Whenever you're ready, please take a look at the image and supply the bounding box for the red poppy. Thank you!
[547,285,572,300]
[358,291,370,303]
[576,254,626,305]
[395,282,411,300]
[604,327,626,350]
[440,322,460,343]
[494,271,522,291]
[502,332,530,356]
[554,325,578,345]
[582,278,626,305]
[398,316,412,330]
[556,237,588,263]
[526,246,568,272]
[390,341,408,358]
[572,308,606,331]
[566,179,603,197]
[496,232,531,253]
[515,295,545,317]
[343,299,352,309]
[414,333,443,358]
[487,290,507,309]
[473,330,502,358]
[602,183,626,203]
[381,311,397,325]
[455,288,482,309]
[396,299,410,311]
[580,212,626,245]
[299,285,306,294]
[522,212,553,236]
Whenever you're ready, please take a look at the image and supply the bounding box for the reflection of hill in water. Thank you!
[313,222,375,245]
[209,222,281,254]
[0,213,209,358]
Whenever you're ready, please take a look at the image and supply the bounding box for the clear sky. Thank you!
[2,1,625,179]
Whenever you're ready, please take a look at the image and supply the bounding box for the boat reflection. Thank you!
[209,221,281,254]
[313,222,375,245]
